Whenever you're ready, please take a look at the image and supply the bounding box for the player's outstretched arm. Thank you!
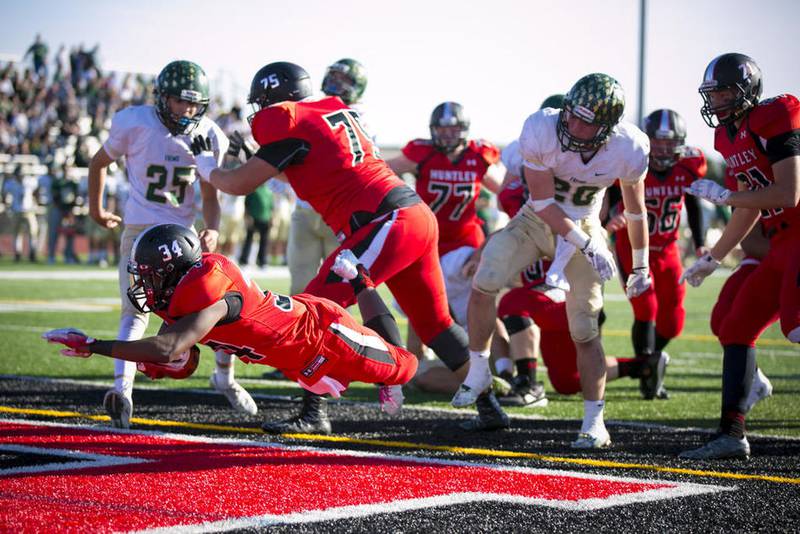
[191,135,280,196]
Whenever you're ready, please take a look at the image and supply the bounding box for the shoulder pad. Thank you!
[402,139,435,163]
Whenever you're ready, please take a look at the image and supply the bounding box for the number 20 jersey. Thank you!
[519,108,649,221]
[102,105,228,226]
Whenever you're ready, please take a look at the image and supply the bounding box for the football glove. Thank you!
[685,179,731,205]
[680,253,720,287]
[297,376,346,399]
[579,235,617,282]
[226,131,255,160]
[42,328,95,358]
[137,345,201,380]
[190,135,218,182]
[626,267,652,298]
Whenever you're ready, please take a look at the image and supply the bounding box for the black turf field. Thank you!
[1,376,799,532]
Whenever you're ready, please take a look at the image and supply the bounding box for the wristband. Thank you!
[565,227,591,249]
[623,210,645,221]
[632,247,648,269]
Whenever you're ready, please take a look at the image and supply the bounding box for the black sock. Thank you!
[631,320,655,358]
[655,333,670,353]
[616,357,642,378]
[515,358,537,382]
[721,344,757,416]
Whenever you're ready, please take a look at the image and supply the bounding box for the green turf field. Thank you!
[0,260,797,437]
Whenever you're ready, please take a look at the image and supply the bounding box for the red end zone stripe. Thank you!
[0,420,728,532]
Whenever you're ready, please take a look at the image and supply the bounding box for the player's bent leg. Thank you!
[210,351,258,416]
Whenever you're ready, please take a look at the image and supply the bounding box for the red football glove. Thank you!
[42,328,95,358]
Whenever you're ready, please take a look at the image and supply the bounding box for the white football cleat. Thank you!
[378,385,404,415]
[103,389,132,429]
[571,428,612,450]
[679,434,750,460]
[744,368,773,413]
[332,249,360,281]
[210,373,258,416]
[451,362,492,407]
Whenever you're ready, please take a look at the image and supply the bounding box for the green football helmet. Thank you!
[539,93,566,110]
[154,60,210,135]
[557,73,625,152]
[322,58,367,105]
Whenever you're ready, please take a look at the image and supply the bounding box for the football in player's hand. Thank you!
[136,345,201,380]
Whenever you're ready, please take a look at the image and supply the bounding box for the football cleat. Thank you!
[378,385,404,415]
[640,351,670,400]
[451,359,492,407]
[679,434,750,460]
[262,392,332,435]
[571,428,612,450]
[103,389,132,429]
[459,391,510,431]
[210,372,258,416]
[744,368,773,413]
[498,377,548,407]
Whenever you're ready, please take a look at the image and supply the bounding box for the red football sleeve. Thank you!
[167,263,231,317]
[477,139,501,165]
[401,139,433,163]
[250,103,296,147]
[750,95,800,139]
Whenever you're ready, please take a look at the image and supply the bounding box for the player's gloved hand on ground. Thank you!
[297,376,346,399]
[626,266,652,298]
[579,236,617,282]
[679,253,720,287]
[190,135,218,182]
[685,179,731,205]
[42,328,95,358]
[226,131,255,160]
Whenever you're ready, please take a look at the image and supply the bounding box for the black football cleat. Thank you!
[497,377,548,407]
[459,391,510,431]
[262,391,332,435]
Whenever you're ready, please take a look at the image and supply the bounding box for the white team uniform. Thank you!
[473,108,648,342]
[103,105,228,226]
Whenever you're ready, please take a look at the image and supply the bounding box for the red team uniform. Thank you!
[249,96,453,344]
[157,253,417,388]
[401,139,500,254]
[712,94,800,345]
[615,148,707,341]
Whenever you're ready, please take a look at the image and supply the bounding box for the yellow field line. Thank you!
[603,329,797,347]
[3,405,798,485]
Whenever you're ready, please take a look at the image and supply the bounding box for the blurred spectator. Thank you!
[239,183,273,268]
[24,34,48,80]
[268,186,293,265]
[45,161,80,263]
[2,164,41,262]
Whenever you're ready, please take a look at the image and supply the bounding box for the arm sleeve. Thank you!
[254,139,310,170]
[684,193,705,249]
[519,114,549,171]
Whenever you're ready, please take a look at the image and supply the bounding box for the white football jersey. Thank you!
[501,140,523,176]
[102,105,228,226]
[519,108,649,221]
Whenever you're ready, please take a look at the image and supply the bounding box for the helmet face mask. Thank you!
[430,102,469,152]
[643,108,686,170]
[557,73,625,153]
[247,62,313,123]
[127,224,202,313]
[699,53,762,128]
[322,58,367,105]
[154,61,210,135]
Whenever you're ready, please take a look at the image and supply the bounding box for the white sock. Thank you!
[215,350,235,386]
[464,350,491,390]
[581,399,606,434]
[494,357,513,377]
[114,313,148,394]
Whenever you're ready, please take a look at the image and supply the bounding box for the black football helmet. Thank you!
[247,62,313,119]
[127,224,202,313]
[699,53,762,127]
[643,108,687,169]
[557,73,625,152]
[430,101,470,152]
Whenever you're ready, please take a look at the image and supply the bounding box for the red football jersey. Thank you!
[403,139,500,254]
[250,96,406,237]
[714,93,800,236]
[642,147,707,248]
[157,253,346,383]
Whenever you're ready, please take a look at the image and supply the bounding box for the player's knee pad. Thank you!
[426,324,469,371]
[501,315,534,336]
[548,373,581,396]
[786,325,800,344]
[568,311,599,344]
